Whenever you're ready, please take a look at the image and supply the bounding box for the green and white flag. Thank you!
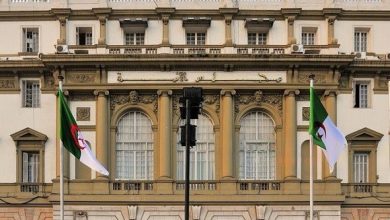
[58,90,109,176]
[309,87,347,171]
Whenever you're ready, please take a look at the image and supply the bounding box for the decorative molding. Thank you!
[0,79,16,89]
[298,73,326,84]
[76,107,91,121]
[44,74,55,89]
[302,107,310,121]
[69,94,95,101]
[235,91,283,115]
[67,73,97,84]
[110,92,157,111]
[204,94,219,104]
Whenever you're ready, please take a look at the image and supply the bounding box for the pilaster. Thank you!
[51,8,71,45]
[94,90,110,179]
[156,8,175,46]
[157,90,173,180]
[219,8,238,47]
[93,8,112,46]
[284,89,299,180]
[281,8,301,45]
[220,89,236,179]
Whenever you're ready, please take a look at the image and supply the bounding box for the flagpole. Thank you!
[309,74,314,220]
[58,75,64,220]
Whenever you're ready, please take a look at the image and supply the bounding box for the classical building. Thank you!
[0,0,389,219]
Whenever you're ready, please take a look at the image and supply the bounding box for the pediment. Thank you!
[10,127,48,142]
[346,127,383,142]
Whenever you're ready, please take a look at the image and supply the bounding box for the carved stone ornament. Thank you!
[0,79,15,89]
[44,73,55,88]
[76,107,91,121]
[67,73,96,84]
[173,72,188,82]
[172,95,181,117]
[298,73,326,84]
[339,75,349,89]
[235,91,283,115]
[203,95,218,105]
[302,107,310,121]
[110,92,157,111]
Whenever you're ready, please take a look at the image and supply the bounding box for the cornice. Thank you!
[0,9,390,21]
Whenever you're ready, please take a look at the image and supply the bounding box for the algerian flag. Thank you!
[58,89,109,176]
[309,87,347,171]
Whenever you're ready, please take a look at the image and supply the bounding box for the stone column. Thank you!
[220,90,236,179]
[327,16,336,45]
[94,90,110,179]
[98,16,107,45]
[323,90,338,179]
[284,90,299,180]
[157,90,173,179]
[162,15,170,46]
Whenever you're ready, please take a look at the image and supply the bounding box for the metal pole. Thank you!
[184,99,191,220]
[59,77,64,220]
[309,77,314,220]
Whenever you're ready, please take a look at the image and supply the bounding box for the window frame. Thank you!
[186,32,206,45]
[346,127,383,183]
[21,79,40,108]
[239,111,276,180]
[22,27,39,53]
[354,28,370,53]
[247,32,267,45]
[124,32,145,45]
[76,26,93,46]
[11,128,47,187]
[353,79,371,108]
[115,111,154,180]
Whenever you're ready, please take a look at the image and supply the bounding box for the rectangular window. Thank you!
[248,33,267,45]
[22,80,40,108]
[302,32,315,45]
[23,28,39,53]
[353,153,369,183]
[22,152,39,183]
[354,31,368,52]
[76,27,93,45]
[125,32,145,45]
[354,81,370,108]
[186,32,206,45]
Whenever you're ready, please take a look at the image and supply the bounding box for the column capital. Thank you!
[220,89,236,96]
[283,89,300,96]
[323,90,338,97]
[157,89,173,96]
[93,90,109,96]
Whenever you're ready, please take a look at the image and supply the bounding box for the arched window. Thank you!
[116,111,153,180]
[177,114,215,180]
[239,111,275,180]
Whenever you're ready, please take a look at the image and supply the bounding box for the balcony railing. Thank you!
[238,180,282,193]
[111,181,154,193]
[20,183,40,193]
[175,181,217,191]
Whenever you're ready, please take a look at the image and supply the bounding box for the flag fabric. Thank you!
[309,87,347,170]
[58,90,109,176]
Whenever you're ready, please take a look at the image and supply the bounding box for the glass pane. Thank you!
[239,111,275,180]
[116,111,153,180]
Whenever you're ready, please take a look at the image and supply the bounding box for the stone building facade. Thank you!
[0,0,390,219]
